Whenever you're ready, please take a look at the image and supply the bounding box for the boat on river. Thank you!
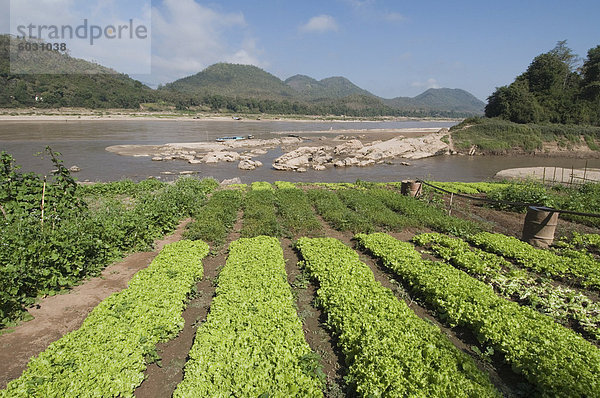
[216,134,254,142]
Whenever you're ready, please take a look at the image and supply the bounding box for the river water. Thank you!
[1,119,599,183]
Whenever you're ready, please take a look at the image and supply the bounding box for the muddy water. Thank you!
[1,119,599,183]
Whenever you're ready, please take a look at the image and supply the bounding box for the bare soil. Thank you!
[0,220,192,389]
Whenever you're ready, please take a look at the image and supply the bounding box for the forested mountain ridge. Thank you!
[0,35,484,116]
[0,35,154,108]
[165,63,485,115]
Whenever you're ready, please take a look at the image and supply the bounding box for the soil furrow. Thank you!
[134,212,242,398]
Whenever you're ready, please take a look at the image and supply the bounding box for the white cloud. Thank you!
[411,78,441,89]
[384,12,406,22]
[299,15,339,34]
[150,0,263,84]
[342,0,375,8]
[9,0,151,74]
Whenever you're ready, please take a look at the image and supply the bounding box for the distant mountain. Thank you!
[0,35,154,108]
[162,63,297,99]
[384,88,485,114]
[285,74,375,100]
[164,64,484,115]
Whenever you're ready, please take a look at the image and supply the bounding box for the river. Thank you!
[1,119,599,183]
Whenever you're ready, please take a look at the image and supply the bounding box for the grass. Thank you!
[451,117,600,153]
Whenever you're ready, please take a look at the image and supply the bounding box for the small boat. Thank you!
[216,136,245,142]
[216,135,254,142]
[232,116,242,120]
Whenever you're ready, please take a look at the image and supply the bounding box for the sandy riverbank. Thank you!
[495,167,600,184]
[0,109,460,123]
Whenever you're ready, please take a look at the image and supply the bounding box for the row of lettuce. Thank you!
[356,233,600,397]
[413,232,600,341]
[3,232,600,396]
[1,240,209,397]
[174,236,324,397]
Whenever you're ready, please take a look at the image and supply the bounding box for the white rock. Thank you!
[238,160,263,170]
[221,177,242,185]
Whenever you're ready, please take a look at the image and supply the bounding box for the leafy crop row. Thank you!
[174,237,323,397]
[240,189,281,237]
[307,189,372,233]
[250,181,274,191]
[423,181,510,195]
[77,178,167,197]
[1,240,209,398]
[560,232,600,254]
[337,189,408,230]
[356,233,600,398]
[184,189,243,246]
[295,237,499,397]
[469,232,600,290]
[274,188,321,237]
[274,181,298,189]
[369,188,484,236]
[414,233,600,341]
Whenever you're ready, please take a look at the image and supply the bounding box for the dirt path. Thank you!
[135,212,242,398]
[0,219,192,389]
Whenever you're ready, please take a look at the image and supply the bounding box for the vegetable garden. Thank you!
[1,156,599,397]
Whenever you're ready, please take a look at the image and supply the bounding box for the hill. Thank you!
[164,63,484,116]
[162,63,297,99]
[384,88,485,114]
[0,35,155,108]
[285,74,375,100]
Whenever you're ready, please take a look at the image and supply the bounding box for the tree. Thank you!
[485,79,542,123]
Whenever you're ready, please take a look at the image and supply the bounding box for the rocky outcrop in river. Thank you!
[272,132,450,172]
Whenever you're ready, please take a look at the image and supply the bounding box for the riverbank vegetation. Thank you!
[449,41,600,155]
[450,117,600,153]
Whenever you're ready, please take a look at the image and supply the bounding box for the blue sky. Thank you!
[2,0,600,100]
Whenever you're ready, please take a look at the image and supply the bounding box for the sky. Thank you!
[2,0,600,101]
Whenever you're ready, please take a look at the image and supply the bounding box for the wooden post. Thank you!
[0,203,6,219]
[552,167,557,184]
[448,193,454,216]
[561,167,565,183]
[41,177,46,226]
[583,160,588,183]
[543,167,546,185]
[570,166,574,187]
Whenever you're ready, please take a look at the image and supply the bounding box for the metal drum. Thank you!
[522,206,559,248]
[400,180,422,197]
